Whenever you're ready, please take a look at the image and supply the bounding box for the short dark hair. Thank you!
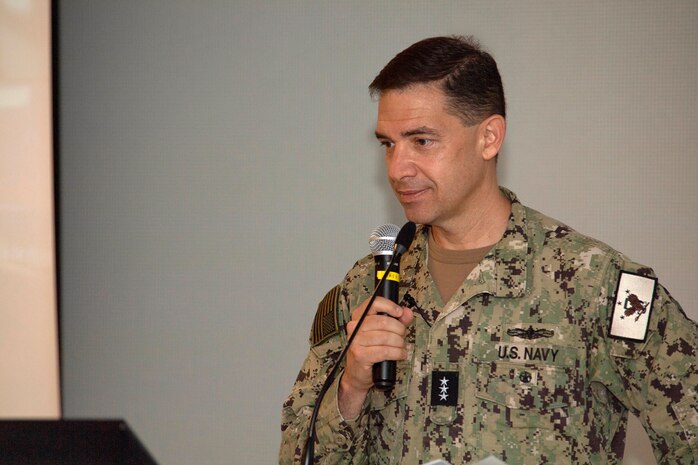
[369,36,505,126]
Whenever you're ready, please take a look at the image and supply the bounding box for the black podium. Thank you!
[0,420,158,464]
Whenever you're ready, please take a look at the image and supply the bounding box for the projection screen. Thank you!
[0,0,60,417]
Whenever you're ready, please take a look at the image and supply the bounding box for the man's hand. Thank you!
[338,297,414,419]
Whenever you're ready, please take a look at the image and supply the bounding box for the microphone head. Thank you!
[394,221,417,257]
[369,223,400,256]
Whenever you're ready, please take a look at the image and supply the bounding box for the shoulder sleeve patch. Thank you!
[609,271,657,342]
[310,285,341,347]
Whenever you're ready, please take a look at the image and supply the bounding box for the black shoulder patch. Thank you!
[310,285,341,347]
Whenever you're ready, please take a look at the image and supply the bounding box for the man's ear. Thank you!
[479,115,506,161]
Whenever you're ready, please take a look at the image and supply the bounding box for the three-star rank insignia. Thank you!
[431,371,458,406]
[310,285,341,347]
[609,271,657,342]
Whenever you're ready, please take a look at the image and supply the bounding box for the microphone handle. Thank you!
[373,255,399,390]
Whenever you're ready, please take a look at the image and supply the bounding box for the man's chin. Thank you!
[400,207,433,226]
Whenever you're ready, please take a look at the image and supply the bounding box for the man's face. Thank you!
[375,84,489,230]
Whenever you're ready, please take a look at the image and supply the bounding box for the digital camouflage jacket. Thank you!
[280,190,697,465]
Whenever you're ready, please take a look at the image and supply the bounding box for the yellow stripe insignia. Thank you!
[376,270,400,282]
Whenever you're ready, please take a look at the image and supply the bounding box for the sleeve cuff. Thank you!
[314,373,369,452]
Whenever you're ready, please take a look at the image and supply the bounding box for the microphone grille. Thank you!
[369,223,401,256]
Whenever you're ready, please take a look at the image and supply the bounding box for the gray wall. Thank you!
[58,2,698,464]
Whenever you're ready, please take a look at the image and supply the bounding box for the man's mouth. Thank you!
[396,187,427,203]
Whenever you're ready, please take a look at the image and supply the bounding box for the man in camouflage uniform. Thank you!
[279,36,697,464]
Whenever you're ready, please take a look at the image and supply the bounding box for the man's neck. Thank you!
[430,187,511,250]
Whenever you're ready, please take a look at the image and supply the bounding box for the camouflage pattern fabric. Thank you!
[279,188,698,464]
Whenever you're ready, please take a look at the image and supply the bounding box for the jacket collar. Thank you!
[399,188,531,323]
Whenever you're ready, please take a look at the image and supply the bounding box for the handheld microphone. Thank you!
[369,222,416,390]
[369,224,400,390]
[301,221,416,464]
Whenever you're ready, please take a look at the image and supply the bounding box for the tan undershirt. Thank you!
[427,232,494,305]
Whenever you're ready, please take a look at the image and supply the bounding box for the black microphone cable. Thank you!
[301,221,416,465]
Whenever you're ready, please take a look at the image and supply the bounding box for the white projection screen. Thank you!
[0,0,60,417]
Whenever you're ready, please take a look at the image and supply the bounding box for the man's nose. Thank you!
[386,144,417,181]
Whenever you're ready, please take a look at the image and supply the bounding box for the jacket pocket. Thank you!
[475,360,571,429]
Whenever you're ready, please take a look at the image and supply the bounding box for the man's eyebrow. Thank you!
[374,126,439,140]
[402,126,439,137]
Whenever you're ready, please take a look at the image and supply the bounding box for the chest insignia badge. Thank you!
[431,371,458,407]
[507,325,554,340]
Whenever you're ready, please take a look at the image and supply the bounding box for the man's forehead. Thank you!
[375,84,463,137]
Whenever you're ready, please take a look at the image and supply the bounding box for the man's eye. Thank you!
[379,140,394,149]
[415,138,432,147]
